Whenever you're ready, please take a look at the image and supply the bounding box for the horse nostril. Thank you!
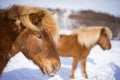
[44,66,56,77]
[52,64,57,71]
[44,63,59,77]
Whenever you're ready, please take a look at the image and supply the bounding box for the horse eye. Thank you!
[38,35,43,39]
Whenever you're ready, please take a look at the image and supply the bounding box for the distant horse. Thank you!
[0,5,61,77]
[57,26,112,78]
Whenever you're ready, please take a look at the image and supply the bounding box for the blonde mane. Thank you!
[72,26,112,48]
[41,11,59,43]
[8,5,59,43]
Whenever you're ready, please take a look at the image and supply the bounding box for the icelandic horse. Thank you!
[0,5,61,77]
[57,26,112,78]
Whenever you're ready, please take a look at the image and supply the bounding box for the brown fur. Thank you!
[57,26,112,78]
[0,5,60,77]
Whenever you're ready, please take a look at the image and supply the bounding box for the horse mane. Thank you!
[41,11,59,43]
[8,5,59,43]
[72,26,112,48]
[104,26,112,39]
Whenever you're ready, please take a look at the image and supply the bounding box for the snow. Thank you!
[0,30,120,80]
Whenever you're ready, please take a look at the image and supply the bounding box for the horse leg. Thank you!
[69,57,79,78]
[81,59,88,78]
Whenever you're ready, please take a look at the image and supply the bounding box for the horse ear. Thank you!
[29,13,45,22]
[101,27,106,35]
[38,13,45,22]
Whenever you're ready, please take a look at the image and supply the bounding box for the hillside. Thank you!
[49,9,120,40]
[69,10,120,39]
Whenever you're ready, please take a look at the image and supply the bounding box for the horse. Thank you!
[0,5,61,77]
[56,26,112,78]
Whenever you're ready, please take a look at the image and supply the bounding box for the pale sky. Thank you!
[0,0,120,16]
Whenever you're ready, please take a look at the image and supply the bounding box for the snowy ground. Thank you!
[0,30,120,80]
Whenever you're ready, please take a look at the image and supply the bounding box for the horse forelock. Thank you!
[104,27,112,39]
[72,26,103,48]
[19,5,59,43]
[9,5,59,43]
[8,5,43,16]
[41,12,59,43]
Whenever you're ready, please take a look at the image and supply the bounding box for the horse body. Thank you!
[57,35,90,58]
[0,5,60,77]
[57,26,112,78]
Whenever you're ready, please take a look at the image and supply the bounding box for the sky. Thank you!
[0,0,120,16]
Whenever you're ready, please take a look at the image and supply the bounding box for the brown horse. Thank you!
[0,5,61,77]
[57,26,112,78]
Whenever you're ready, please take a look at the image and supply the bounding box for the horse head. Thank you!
[7,5,60,77]
[97,27,112,50]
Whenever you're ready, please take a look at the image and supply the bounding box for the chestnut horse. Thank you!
[0,5,61,77]
[57,26,112,78]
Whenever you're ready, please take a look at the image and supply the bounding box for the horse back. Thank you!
[57,34,81,57]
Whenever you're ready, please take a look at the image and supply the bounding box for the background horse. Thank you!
[0,5,61,77]
[57,26,112,78]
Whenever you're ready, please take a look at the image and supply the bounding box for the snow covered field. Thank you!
[0,30,120,80]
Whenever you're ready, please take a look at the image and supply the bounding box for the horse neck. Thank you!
[0,10,24,75]
[0,13,25,58]
[0,20,25,74]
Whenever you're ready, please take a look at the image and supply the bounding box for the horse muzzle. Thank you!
[43,63,60,77]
